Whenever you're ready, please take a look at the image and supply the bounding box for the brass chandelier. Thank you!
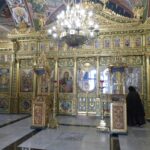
[48,0,99,47]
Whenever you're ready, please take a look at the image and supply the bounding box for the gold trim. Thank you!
[146,56,150,118]
[54,58,58,114]
[33,58,37,98]
[16,59,20,113]
[73,57,77,115]
[96,56,99,97]
[9,62,13,112]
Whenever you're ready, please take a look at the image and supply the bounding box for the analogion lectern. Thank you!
[31,52,58,129]
[109,65,127,134]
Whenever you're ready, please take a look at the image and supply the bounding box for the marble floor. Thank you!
[119,122,150,150]
[0,115,150,150]
[19,125,110,150]
[0,114,29,128]
[57,115,110,127]
[0,117,34,149]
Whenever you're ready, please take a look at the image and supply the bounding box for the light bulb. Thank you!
[89,21,94,26]
[80,9,85,15]
[57,14,60,19]
[48,29,52,34]
[95,24,99,29]
[88,11,93,17]
[76,4,80,9]
[60,11,65,18]
[76,21,81,28]
[52,26,56,31]
[67,5,70,11]
[53,33,57,38]
[90,32,94,37]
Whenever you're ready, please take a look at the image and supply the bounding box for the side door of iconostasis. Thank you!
[18,59,34,113]
[0,54,13,113]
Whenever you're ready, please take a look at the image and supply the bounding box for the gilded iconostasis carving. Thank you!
[19,59,33,113]
[125,67,142,93]
[58,58,74,114]
[0,51,13,113]
[0,68,10,92]
[0,96,9,113]
[20,69,33,92]
[99,56,143,94]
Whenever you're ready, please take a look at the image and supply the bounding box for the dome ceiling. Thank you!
[0,0,148,34]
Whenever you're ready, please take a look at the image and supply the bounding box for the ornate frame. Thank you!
[110,102,127,134]
[32,102,46,127]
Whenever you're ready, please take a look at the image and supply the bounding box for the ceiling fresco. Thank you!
[4,0,65,29]
[0,0,17,38]
[0,0,149,34]
[27,0,64,26]
[0,0,11,18]
[0,0,14,32]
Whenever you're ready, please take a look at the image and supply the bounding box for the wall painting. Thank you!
[59,69,73,93]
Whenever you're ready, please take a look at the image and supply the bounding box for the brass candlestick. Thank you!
[49,81,58,128]
[97,80,109,132]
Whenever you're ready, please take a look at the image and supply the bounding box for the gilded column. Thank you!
[54,57,58,114]
[32,57,37,98]
[48,57,58,128]
[9,61,13,113]
[16,59,20,113]
[10,53,15,113]
[146,55,150,119]
[97,56,100,97]
[96,56,100,116]
[33,40,40,98]
[73,56,77,115]
[143,34,146,48]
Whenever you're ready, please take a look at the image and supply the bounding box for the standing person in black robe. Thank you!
[126,86,145,126]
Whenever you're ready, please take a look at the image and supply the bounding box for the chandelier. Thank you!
[47,0,99,47]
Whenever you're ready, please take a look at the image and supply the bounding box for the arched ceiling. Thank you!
[0,0,148,35]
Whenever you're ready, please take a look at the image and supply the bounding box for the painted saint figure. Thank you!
[12,2,29,25]
[59,71,73,93]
